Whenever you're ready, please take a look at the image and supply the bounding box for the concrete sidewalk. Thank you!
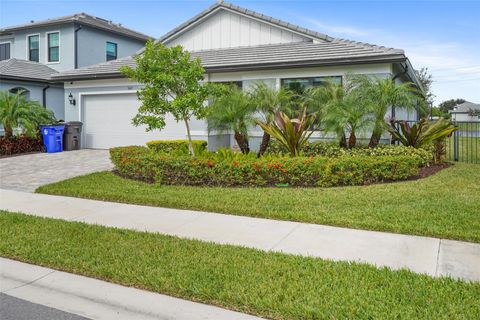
[0,258,263,320]
[1,189,479,282]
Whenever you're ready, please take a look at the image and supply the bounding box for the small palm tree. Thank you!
[0,90,55,138]
[353,75,425,148]
[250,82,294,156]
[207,86,256,154]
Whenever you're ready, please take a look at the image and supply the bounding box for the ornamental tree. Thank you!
[121,40,217,156]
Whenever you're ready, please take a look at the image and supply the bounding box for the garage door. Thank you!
[82,93,185,149]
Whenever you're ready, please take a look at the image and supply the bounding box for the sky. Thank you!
[1,0,479,105]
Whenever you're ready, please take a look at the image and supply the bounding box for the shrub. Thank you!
[110,146,425,187]
[0,134,43,156]
[146,140,207,154]
[267,140,433,166]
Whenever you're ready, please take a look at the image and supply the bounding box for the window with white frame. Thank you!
[28,35,39,62]
[47,32,60,62]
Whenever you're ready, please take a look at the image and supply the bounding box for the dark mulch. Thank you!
[409,162,451,181]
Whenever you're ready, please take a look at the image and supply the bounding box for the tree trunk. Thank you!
[348,130,356,149]
[339,132,347,148]
[234,131,250,154]
[4,126,13,139]
[183,118,195,157]
[368,133,380,148]
[257,131,270,157]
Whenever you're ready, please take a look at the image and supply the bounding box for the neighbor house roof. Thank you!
[450,101,480,114]
[51,41,407,81]
[158,0,334,44]
[0,13,151,42]
[0,58,58,82]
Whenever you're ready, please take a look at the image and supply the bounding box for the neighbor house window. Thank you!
[281,76,342,93]
[28,35,39,62]
[47,32,60,62]
[0,42,10,61]
[106,42,117,61]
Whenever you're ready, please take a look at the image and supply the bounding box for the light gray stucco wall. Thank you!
[10,24,75,71]
[0,80,64,119]
[77,26,146,68]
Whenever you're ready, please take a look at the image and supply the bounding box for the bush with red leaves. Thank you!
[0,135,44,156]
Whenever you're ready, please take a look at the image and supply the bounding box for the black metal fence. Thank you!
[445,121,480,164]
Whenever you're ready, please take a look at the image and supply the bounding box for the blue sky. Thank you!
[1,0,479,105]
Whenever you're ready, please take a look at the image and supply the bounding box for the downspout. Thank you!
[42,85,50,107]
[391,63,409,118]
[74,24,82,69]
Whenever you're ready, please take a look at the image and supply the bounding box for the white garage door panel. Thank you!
[83,93,186,149]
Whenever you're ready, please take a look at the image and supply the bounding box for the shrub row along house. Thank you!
[1,1,423,150]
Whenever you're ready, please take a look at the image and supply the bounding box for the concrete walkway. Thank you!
[0,150,112,192]
[0,258,262,320]
[1,189,479,282]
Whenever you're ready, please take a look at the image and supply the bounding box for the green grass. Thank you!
[1,211,479,320]
[445,136,480,163]
[36,163,480,243]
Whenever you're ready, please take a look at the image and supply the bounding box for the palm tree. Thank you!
[353,75,425,148]
[308,81,353,148]
[206,86,256,154]
[0,90,55,139]
[250,82,294,156]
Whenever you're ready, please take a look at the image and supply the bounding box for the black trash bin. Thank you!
[63,121,83,151]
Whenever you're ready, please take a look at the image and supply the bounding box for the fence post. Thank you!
[453,129,459,161]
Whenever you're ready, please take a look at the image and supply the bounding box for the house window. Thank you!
[47,32,60,62]
[0,42,10,61]
[106,42,117,61]
[28,35,39,62]
[281,76,343,93]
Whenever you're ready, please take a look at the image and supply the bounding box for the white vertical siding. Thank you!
[166,9,313,51]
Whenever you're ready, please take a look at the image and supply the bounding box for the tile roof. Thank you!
[0,13,151,41]
[450,101,480,113]
[51,41,406,80]
[0,59,58,82]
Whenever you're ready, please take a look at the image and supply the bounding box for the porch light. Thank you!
[68,93,76,106]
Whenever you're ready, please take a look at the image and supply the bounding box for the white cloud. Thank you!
[301,17,480,104]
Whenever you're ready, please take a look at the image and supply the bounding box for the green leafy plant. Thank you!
[257,109,316,157]
[250,82,294,156]
[0,90,55,138]
[121,41,220,156]
[110,146,424,187]
[353,75,425,148]
[387,118,458,149]
[206,85,256,154]
[146,140,207,155]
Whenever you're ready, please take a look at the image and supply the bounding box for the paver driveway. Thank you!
[0,150,112,192]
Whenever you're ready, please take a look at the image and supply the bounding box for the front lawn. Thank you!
[1,211,479,320]
[36,163,480,243]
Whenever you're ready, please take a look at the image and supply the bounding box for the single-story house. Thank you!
[51,1,423,150]
[449,101,480,122]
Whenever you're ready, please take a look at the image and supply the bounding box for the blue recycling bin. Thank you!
[40,125,65,153]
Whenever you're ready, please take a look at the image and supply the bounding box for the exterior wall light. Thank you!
[68,93,76,106]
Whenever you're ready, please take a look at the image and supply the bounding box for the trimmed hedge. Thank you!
[0,135,43,156]
[110,146,425,187]
[267,140,433,164]
[146,140,207,154]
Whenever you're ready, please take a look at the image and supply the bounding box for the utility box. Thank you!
[63,121,83,151]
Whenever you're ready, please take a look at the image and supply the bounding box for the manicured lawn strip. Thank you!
[1,211,479,320]
[36,163,480,243]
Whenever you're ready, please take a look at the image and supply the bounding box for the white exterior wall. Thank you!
[451,113,480,122]
[166,9,314,51]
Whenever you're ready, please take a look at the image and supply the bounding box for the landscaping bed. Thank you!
[36,163,480,242]
[110,144,432,187]
[0,134,43,157]
[1,211,479,320]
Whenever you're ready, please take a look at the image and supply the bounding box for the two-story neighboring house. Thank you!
[0,13,150,120]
